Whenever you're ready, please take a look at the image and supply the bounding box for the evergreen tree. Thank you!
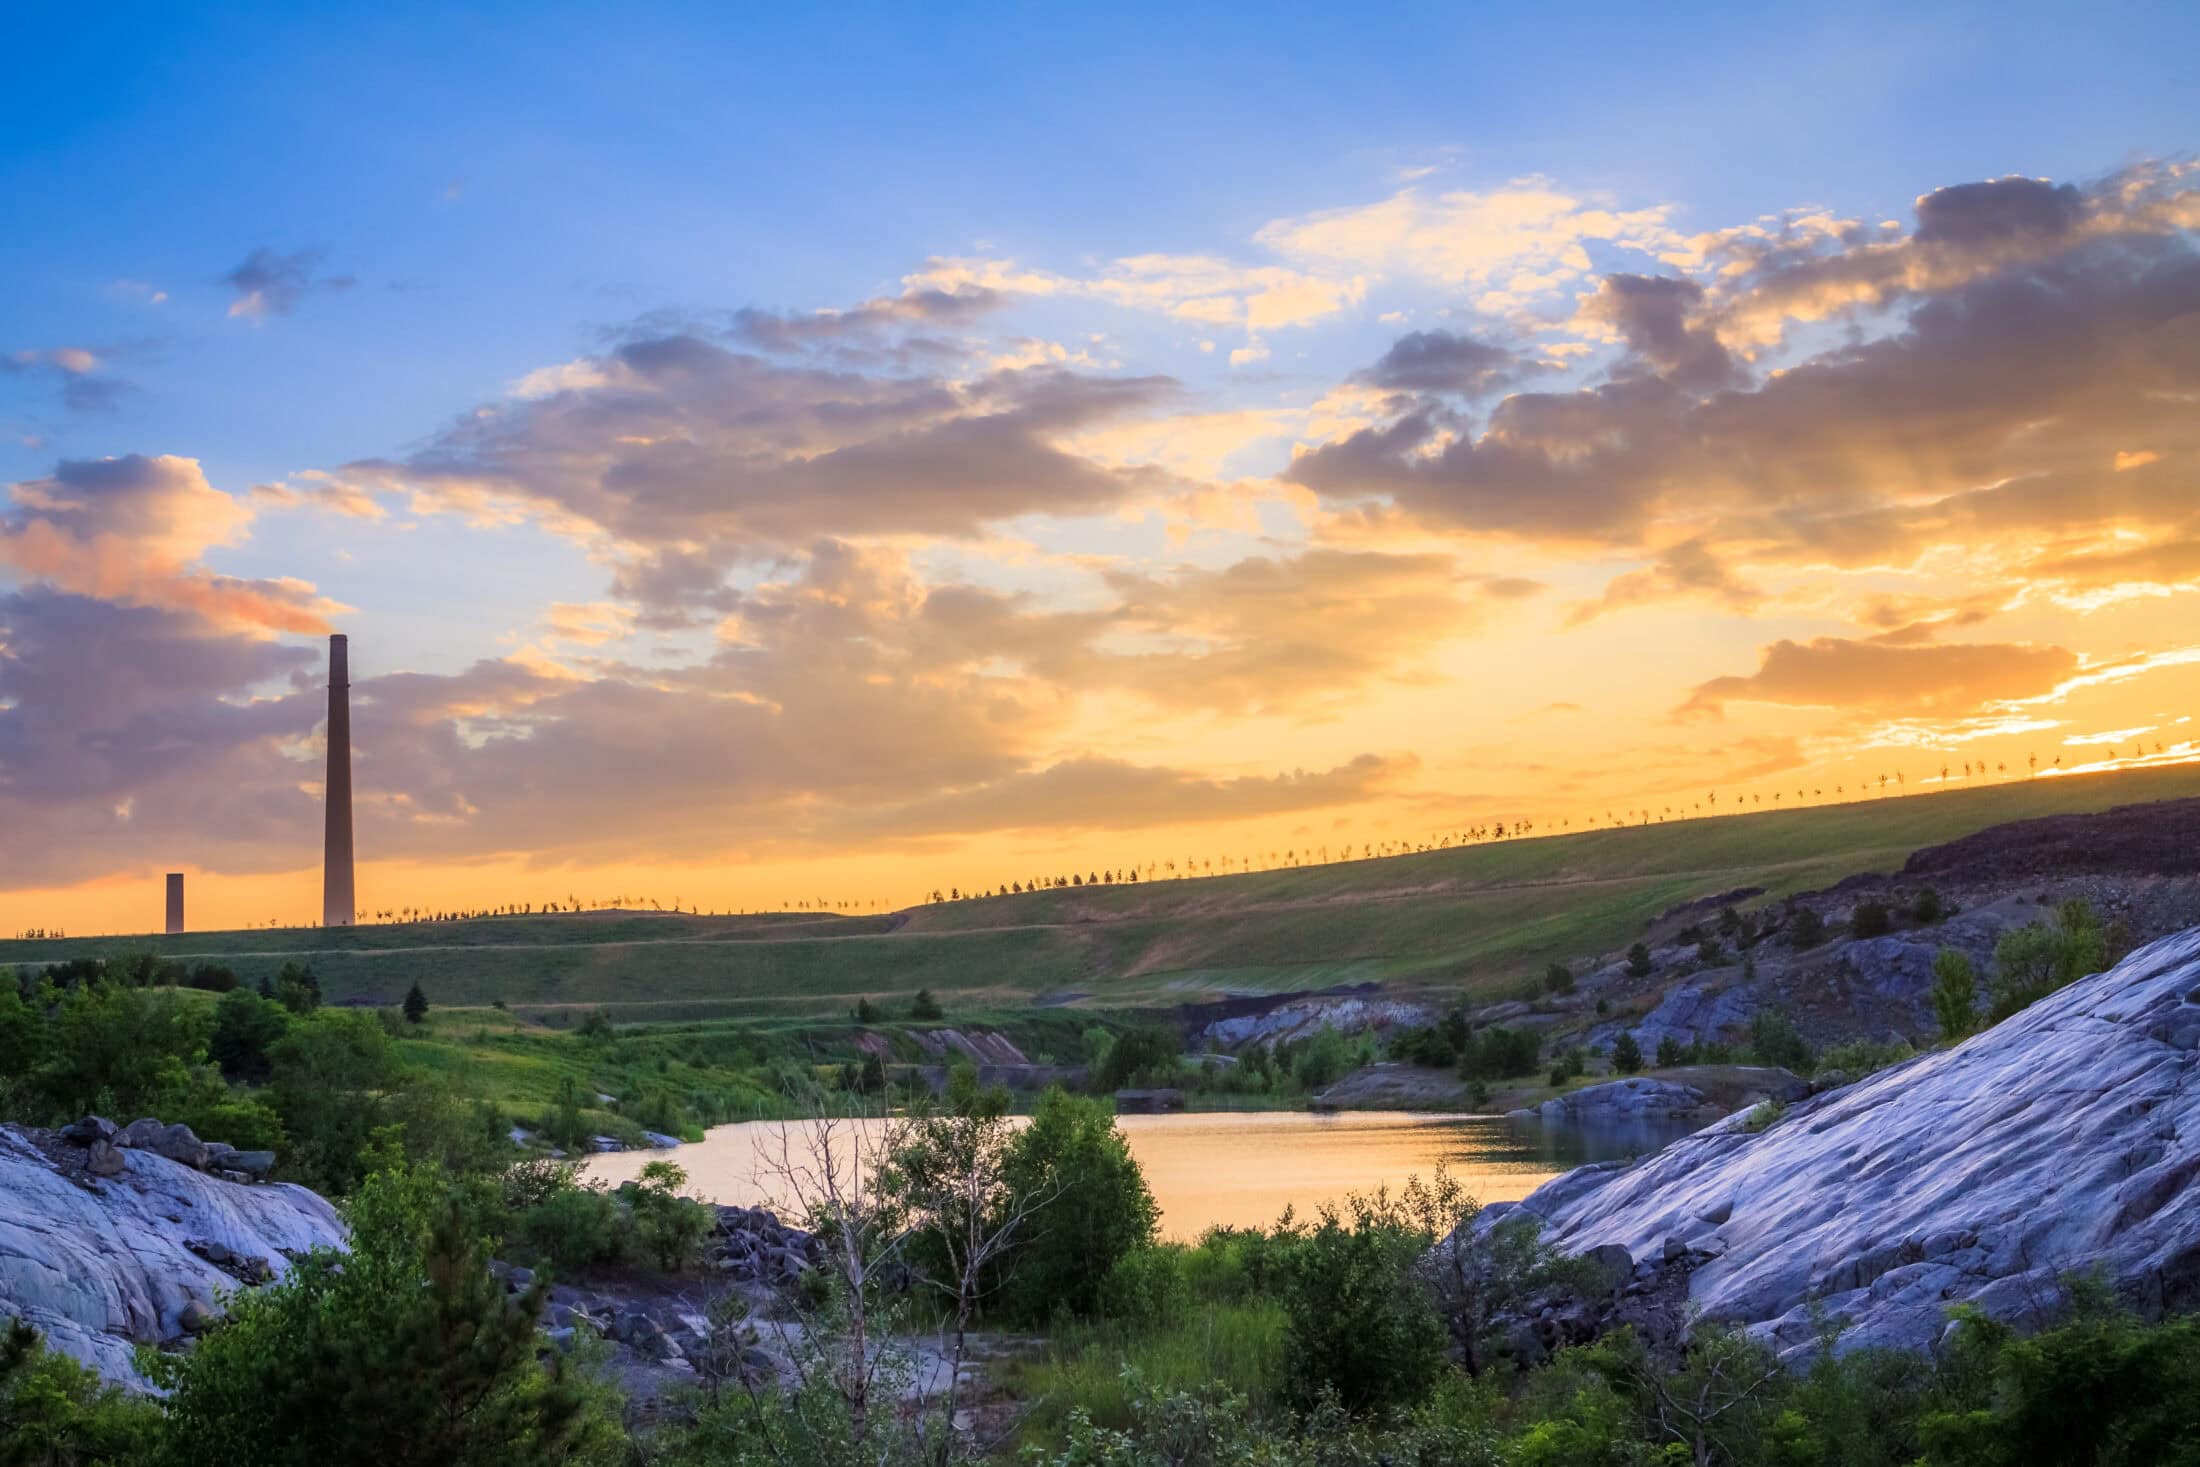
[402,982,430,1024]
[1612,1032,1644,1074]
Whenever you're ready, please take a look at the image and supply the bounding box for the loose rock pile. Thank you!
[57,1115,276,1185]
[704,1203,824,1285]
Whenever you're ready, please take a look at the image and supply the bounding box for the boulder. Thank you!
[117,1118,166,1150]
[177,1297,218,1333]
[1497,928,2200,1362]
[226,1151,276,1179]
[0,1123,345,1387]
[150,1124,210,1170]
[61,1116,118,1146]
[1538,1077,1719,1124]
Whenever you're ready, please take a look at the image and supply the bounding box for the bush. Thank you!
[518,1182,628,1274]
[1814,1037,1914,1080]
[151,1164,622,1467]
[1274,1197,1448,1413]
[1458,1025,1540,1081]
[1696,937,1722,964]
[1910,886,1946,923]
[998,1089,1158,1322]
[1625,943,1653,977]
[628,1159,712,1271]
[1610,1033,1643,1074]
[1787,907,1827,948]
[1748,1009,1812,1071]
[1850,900,1892,938]
[909,988,944,1021]
[1541,962,1574,996]
[1099,1026,1182,1091]
[1932,948,1979,1041]
[1990,900,2108,1021]
[208,988,290,1084]
[0,1317,161,1463]
[1099,1245,1191,1327]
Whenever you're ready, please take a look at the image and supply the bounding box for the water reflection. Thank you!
[587,1108,1701,1241]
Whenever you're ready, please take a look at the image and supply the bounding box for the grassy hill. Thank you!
[9,762,2200,1021]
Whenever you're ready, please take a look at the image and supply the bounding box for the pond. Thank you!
[584,1108,1698,1240]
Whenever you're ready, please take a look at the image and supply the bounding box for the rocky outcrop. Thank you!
[0,1123,346,1386]
[1487,927,2200,1363]
[1526,1077,1723,1124]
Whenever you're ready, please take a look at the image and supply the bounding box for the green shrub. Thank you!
[1099,1026,1181,1091]
[1459,1025,1539,1081]
[628,1159,712,1271]
[1931,948,1979,1041]
[1542,962,1575,996]
[1850,900,1892,938]
[1748,1009,1812,1071]
[1910,886,1946,923]
[1990,900,2108,1021]
[0,1317,161,1463]
[910,989,944,1021]
[1787,906,1827,948]
[1098,1245,1190,1326]
[1625,942,1653,977]
[998,1089,1158,1322]
[1274,1198,1448,1413]
[518,1182,628,1274]
[151,1164,622,1467]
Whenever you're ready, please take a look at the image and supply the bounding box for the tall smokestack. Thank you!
[165,873,184,935]
[322,633,355,927]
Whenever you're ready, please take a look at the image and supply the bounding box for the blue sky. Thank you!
[3,3,2198,928]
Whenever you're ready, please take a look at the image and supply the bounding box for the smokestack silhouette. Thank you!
[165,873,184,935]
[322,633,355,927]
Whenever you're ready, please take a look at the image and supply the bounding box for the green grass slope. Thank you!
[9,762,2198,1019]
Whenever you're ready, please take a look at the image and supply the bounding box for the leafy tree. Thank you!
[909,989,944,1021]
[267,1011,403,1195]
[1626,943,1654,977]
[1611,1032,1644,1074]
[0,1317,160,1465]
[1931,949,1979,1042]
[272,961,321,1015]
[151,1165,621,1467]
[997,1089,1157,1322]
[208,988,290,1083]
[1459,1025,1540,1081]
[0,980,45,1085]
[34,982,206,1122]
[1098,1026,1180,1091]
[627,1159,712,1271]
[402,982,430,1024]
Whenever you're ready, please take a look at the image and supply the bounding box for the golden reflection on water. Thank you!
[585,1109,1622,1240]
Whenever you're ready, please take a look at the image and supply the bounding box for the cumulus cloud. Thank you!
[3,345,141,413]
[0,590,321,884]
[1356,329,1545,396]
[220,246,355,318]
[0,455,341,634]
[1289,182,2200,569]
[1573,274,1740,390]
[311,332,1182,621]
[1254,178,1685,308]
[1678,636,2079,719]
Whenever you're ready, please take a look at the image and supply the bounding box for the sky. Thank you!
[3,2,2198,934]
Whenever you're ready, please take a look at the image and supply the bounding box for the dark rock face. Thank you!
[1901,798,2200,883]
[1492,927,2200,1363]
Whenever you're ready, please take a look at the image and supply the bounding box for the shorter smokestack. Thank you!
[165,873,184,935]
